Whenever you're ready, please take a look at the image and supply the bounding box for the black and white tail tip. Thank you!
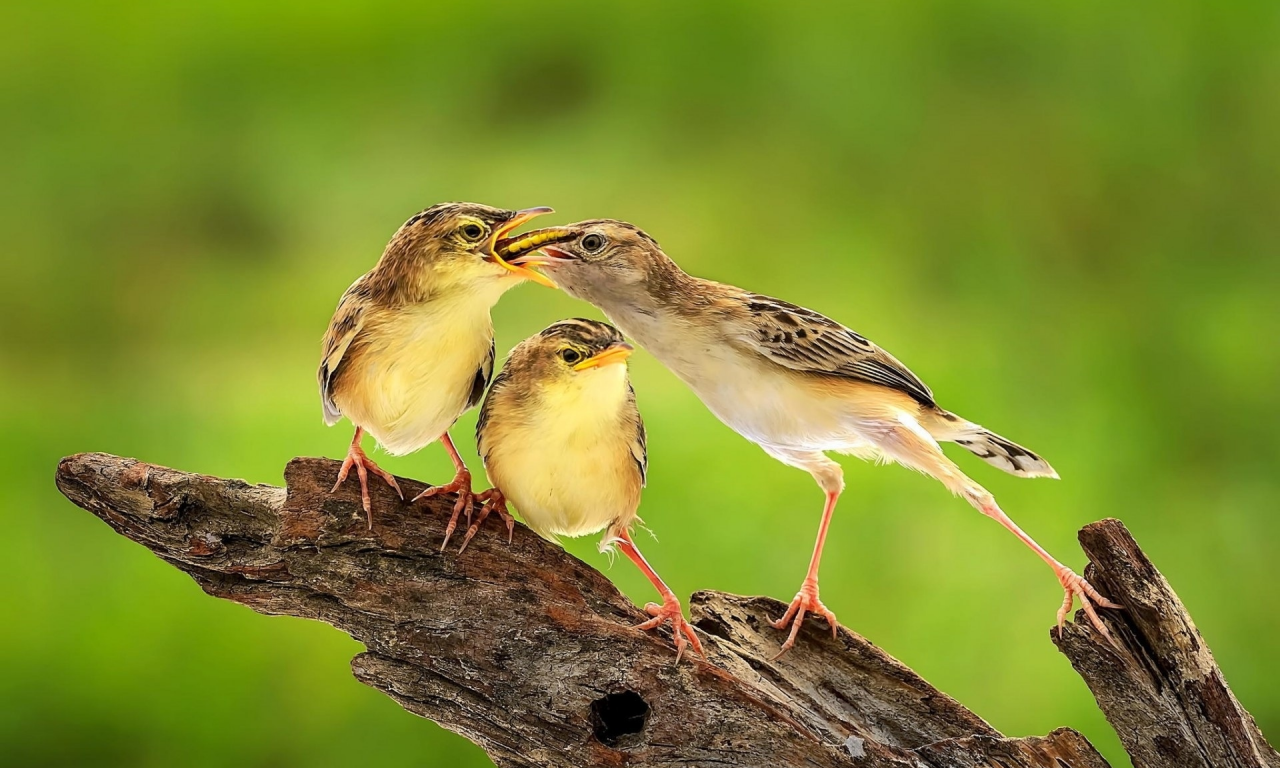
[954,431,1058,479]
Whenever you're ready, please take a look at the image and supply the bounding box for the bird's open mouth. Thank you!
[494,226,579,281]
[484,208,565,289]
[573,342,634,371]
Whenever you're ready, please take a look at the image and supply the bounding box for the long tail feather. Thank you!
[924,409,1058,479]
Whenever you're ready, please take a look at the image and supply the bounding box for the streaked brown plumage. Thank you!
[318,202,554,528]
[498,220,1120,655]
[473,318,702,659]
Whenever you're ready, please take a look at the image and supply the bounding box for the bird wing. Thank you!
[317,278,371,425]
[474,363,509,463]
[465,337,496,411]
[728,293,935,407]
[626,383,648,486]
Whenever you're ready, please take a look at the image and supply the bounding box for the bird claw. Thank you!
[330,443,402,529]
[413,469,476,550]
[1055,566,1123,646]
[771,579,839,659]
[457,488,516,553]
[635,597,704,663]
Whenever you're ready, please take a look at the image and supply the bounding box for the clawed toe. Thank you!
[1056,568,1124,646]
[411,473,471,504]
[330,441,402,529]
[438,491,475,552]
[458,489,515,553]
[411,470,476,550]
[635,599,704,662]
[771,581,839,659]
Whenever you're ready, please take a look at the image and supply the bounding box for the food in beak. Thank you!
[495,227,579,267]
[573,343,634,371]
[486,208,558,288]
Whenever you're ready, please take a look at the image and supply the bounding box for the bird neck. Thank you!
[366,256,517,309]
[600,252,698,315]
[365,242,428,304]
[585,260,708,354]
[647,253,701,307]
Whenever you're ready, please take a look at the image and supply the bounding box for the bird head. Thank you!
[495,219,671,304]
[505,318,634,392]
[379,202,558,296]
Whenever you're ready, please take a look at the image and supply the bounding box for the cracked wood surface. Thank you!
[1054,520,1280,768]
[54,451,1258,768]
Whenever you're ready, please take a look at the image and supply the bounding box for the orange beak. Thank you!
[486,207,557,288]
[495,225,579,283]
[573,342,634,371]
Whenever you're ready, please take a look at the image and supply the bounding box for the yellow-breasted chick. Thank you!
[497,221,1120,656]
[318,202,555,529]
[472,318,703,660]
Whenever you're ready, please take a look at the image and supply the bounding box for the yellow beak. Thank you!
[486,207,557,289]
[573,342,634,371]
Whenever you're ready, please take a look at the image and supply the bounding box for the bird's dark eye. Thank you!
[560,348,582,364]
[581,233,606,253]
[460,223,486,241]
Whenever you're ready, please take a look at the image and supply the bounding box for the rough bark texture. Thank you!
[51,452,1271,768]
[1054,519,1280,768]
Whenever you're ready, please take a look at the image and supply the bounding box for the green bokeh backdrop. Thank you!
[4,2,1278,766]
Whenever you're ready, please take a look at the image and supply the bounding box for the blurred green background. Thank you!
[4,1,1278,766]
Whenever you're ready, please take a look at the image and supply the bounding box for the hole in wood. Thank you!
[589,690,649,746]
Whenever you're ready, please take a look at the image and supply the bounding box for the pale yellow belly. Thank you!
[484,379,641,539]
[489,445,639,539]
[335,309,492,456]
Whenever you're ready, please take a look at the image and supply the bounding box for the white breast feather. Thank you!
[609,308,905,453]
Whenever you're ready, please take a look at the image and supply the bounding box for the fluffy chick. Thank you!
[474,318,702,660]
[319,202,553,528]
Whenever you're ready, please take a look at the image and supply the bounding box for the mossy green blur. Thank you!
[4,1,1278,766]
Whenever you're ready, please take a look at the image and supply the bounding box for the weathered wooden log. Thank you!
[52,452,1271,767]
[1054,519,1280,768]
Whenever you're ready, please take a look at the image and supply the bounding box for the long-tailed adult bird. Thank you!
[318,202,555,530]
[473,318,702,659]
[496,220,1120,655]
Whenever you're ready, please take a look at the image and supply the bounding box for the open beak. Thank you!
[494,226,580,284]
[486,207,558,288]
[573,342,634,371]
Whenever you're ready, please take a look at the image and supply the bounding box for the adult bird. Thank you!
[496,220,1120,655]
[472,318,702,659]
[318,202,555,530]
